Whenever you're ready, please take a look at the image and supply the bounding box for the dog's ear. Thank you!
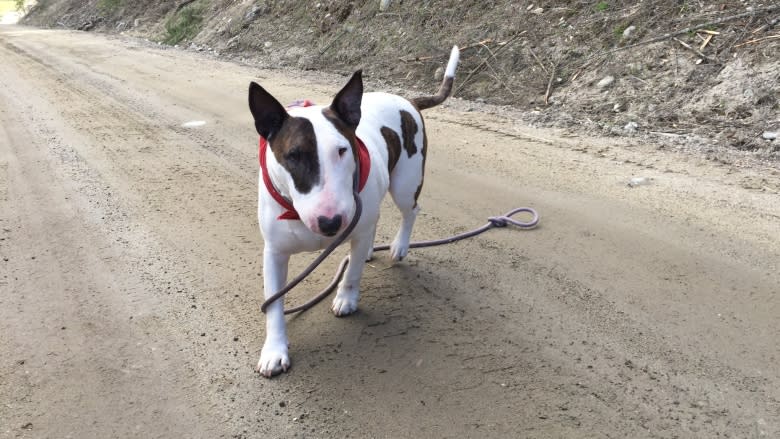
[248,82,288,140]
[330,70,363,129]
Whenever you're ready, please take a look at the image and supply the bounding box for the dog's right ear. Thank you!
[248,82,288,140]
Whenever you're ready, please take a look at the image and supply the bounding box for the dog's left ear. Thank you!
[330,70,363,129]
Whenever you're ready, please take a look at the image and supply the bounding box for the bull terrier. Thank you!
[249,46,460,377]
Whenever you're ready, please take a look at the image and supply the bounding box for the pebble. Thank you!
[379,0,392,11]
[628,177,653,187]
[762,131,777,140]
[622,25,636,38]
[596,75,615,89]
[433,66,444,81]
[624,121,638,133]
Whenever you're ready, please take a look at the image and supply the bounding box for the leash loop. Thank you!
[488,207,540,229]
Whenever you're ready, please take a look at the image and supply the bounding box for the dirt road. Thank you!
[1,26,778,438]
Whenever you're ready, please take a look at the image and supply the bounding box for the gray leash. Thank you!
[261,190,539,315]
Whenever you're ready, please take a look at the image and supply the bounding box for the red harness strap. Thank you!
[258,135,370,221]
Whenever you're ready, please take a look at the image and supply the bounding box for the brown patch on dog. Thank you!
[414,119,428,206]
[269,116,319,194]
[399,110,419,158]
[381,127,402,173]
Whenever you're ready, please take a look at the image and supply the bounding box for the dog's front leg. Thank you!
[257,247,291,377]
[331,234,373,316]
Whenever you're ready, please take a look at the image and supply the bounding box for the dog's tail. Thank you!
[411,45,460,111]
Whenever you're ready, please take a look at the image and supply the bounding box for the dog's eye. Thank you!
[338,147,348,158]
[285,149,301,163]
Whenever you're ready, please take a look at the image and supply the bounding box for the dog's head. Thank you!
[249,71,363,237]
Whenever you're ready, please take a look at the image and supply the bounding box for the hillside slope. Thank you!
[23,0,780,161]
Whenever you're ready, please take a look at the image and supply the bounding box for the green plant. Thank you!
[594,1,609,12]
[14,0,25,11]
[163,3,204,45]
[97,0,121,13]
[613,24,627,38]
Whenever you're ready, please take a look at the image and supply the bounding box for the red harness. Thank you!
[258,102,370,220]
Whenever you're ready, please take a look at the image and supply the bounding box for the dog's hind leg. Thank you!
[390,200,419,262]
[388,126,425,261]
[365,223,377,262]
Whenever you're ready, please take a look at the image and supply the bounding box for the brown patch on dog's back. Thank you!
[414,119,428,206]
[381,127,402,173]
[269,117,319,194]
[399,110,418,157]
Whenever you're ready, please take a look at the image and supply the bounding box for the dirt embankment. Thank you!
[21,1,780,163]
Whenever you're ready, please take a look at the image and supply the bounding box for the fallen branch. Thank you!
[752,15,779,33]
[527,47,549,75]
[479,42,517,97]
[454,32,525,95]
[399,55,437,63]
[175,0,197,12]
[399,39,497,63]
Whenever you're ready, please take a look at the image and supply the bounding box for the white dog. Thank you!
[249,46,460,377]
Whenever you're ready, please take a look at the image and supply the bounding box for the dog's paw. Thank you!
[390,238,409,262]
[256,341,290,378]
[331,289,359,316]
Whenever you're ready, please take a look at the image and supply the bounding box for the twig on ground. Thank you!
[544,62,558,105]
[527,47,549,75]
[698,33,714,50]
[459,39,494,52]
[318,29,348,55]
[673,37,718,63]
[698,29,720,35]
[734,34,780,47]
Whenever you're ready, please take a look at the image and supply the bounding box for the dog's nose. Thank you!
[317,215,343,236]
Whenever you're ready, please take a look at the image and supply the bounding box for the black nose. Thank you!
[317,215,342,236]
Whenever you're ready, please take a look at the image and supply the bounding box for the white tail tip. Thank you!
[445,45,460,78]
